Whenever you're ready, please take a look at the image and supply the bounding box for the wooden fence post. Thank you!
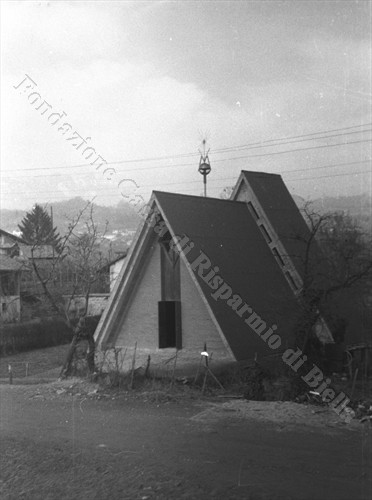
[129,342,137,390]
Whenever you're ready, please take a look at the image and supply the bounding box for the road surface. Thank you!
[0,383,371,499]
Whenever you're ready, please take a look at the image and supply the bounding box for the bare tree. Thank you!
[27,201,109,378]
[293,203,372,355]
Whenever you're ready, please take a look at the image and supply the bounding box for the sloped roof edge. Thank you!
[94,192,236,354]
[0,229,27,244]
[94,195,160,346]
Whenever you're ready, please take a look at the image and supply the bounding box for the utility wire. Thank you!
[1,138,371,175]
[211,123,372,153]
[1,124,371,173]
[2,133,371,181]
[286,170,371,182]
[209,139,371,165]
[178,170,372,194]
[2,159,370,181]
[2,170,370,199]
[212,127,372,154]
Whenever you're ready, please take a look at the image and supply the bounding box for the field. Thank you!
[0,344,68,379]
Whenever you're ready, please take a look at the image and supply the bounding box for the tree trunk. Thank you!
[59,333,79,379]
[59,317,96,378]
[86,333,96,374]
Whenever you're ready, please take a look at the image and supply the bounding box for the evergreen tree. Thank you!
[18,204,62,252]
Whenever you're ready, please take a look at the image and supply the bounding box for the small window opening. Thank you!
[247,201,259,220]
[272,248,285,267]
[259,224,272,244]
[285,271,299,291]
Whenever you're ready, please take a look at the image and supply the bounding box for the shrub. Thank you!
[218,362,307,401]
[0,315,100,355]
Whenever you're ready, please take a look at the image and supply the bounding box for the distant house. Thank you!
[0,228,62,319]
[60,252,127,321]
[0,255,23,323]
[98,252,127,293]
[19,244,58,295]
[94,170,333,375]
[65,294,110,319]
[20,244,56,261]
[0,229,26,258]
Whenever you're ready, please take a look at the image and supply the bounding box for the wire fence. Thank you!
[0,360,61,382]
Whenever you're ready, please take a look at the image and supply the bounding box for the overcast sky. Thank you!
[1,0,371,210]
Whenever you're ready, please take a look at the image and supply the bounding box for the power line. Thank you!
[1,138,371,177]
[2,169,370,199]
[1,124,371,173]
[212,128,372,154]
[286,170,371,182]
[2,158,370,181]
[179,171,372,193]
[281,159,371,176]
[209,139,371,164]
[211,123,372,153]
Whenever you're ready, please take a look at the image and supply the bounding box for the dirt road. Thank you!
[0,383,371,500]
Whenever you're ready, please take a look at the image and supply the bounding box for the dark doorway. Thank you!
[158,300,181,348]
[158,233,182,349]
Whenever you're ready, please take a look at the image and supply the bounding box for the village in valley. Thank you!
[1,1,371,499]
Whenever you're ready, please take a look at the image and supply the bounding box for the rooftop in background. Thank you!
[0,229,26,245]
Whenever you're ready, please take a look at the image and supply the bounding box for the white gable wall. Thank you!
[103,240,234,374]
[116,242,161,349]
[234,180,250,202]
[180,261,232,359]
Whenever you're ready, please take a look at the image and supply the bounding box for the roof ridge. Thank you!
[241,170,281,177]
[153,190,244,204]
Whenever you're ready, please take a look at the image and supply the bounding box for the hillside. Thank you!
[0,198,142,256]
[0,193,370,244]
[296,193,371,234]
